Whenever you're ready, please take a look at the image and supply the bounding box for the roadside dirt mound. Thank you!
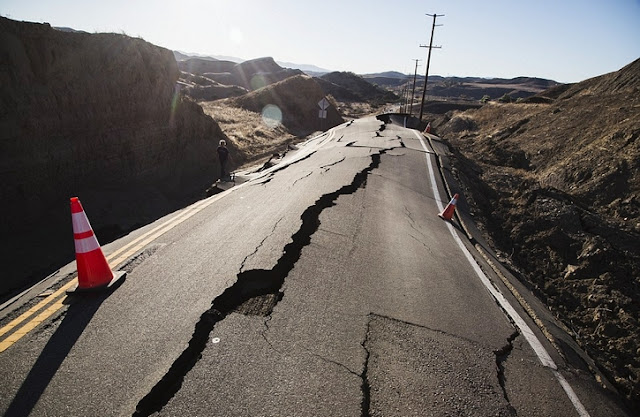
[435,58,640,410]
[228,74,344,136]
[0,17,239,297]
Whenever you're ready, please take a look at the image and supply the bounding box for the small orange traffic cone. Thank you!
[67,197,125,294]
[424,122,432,134]
[438,193,459,221]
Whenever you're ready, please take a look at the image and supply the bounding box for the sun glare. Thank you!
[261,104,282,128]
[170,84,180,126]
[250,74,268,91]
[229,28,244,44]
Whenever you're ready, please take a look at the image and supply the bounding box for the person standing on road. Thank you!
[216,139,230,180]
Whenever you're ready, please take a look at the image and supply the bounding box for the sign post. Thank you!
[318,97,329,131]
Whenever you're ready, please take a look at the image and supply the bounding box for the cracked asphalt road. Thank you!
[0,117,629,416]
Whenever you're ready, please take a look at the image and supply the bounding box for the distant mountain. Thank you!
[173,48,560,104]
[316,71,398,104]
[177,56,303,99]
[277,61,331,75]
[173,51,244,63]
[177,57,238,75]
[363,71,560,102]
[53,26,88,34]
[363,71,408,79]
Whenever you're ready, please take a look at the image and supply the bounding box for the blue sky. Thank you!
[2,0,639,83]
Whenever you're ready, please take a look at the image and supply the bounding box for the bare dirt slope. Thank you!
[432,58,640,410]
[227,74,344,136]
[0,18,239,297]
[200,102,297,163]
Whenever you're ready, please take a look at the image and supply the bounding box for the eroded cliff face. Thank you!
[0,17,233,296]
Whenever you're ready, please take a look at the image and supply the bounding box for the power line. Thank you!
[418,13,444,122]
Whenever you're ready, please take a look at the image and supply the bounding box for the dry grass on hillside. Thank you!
[201,102,298,163]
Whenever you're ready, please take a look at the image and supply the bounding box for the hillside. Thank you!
[177,57,237,74]
[369,73,559,103]
[0,17,239,297]
[228,74,344,136]
[177,56,302,95]
[432,58,640,410]
[318,71,398,104]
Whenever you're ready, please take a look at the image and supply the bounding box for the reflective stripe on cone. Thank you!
[67,197,126,293]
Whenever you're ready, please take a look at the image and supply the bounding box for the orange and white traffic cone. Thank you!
[438,193,459,221]
[67,197,125,294]
[424,122,431,134]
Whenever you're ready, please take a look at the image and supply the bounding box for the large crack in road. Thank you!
[494,330,520,415]
[131,148,390,417]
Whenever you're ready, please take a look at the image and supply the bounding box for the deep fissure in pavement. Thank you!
[361,315,373,417]
[131,150,387,417]
[494,330,520,414]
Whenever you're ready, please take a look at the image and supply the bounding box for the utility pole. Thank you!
[409,59,421,116]
[418,13,444,122]
[403,82,410,114]
[404,83,410,113]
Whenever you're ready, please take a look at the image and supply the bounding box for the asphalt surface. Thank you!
[0,117,630,416]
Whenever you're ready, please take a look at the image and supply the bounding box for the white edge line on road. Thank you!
[413,130,591,417]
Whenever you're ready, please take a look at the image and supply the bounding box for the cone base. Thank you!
[438,208,455,221]
[67,270,127,294]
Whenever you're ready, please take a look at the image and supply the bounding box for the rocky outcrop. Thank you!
[0,17,236,296]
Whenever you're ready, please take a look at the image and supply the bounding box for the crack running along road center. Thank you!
[0,122,592,417]
[0,126,342,353]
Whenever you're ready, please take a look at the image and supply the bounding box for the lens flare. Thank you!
[250,74,267,90]
[170,84,180,126]
[261,104,282,128]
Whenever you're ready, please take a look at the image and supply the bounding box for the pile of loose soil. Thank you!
[432,58,640,411]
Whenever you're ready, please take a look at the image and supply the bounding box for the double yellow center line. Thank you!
[0,126,340,353]
[0,192,226,353]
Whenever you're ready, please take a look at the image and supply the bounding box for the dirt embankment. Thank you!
[432,59,640,410]
[0,17,239,297]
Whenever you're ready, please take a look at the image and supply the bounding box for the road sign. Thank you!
[318,110,327,119]
[318,97,330,110]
